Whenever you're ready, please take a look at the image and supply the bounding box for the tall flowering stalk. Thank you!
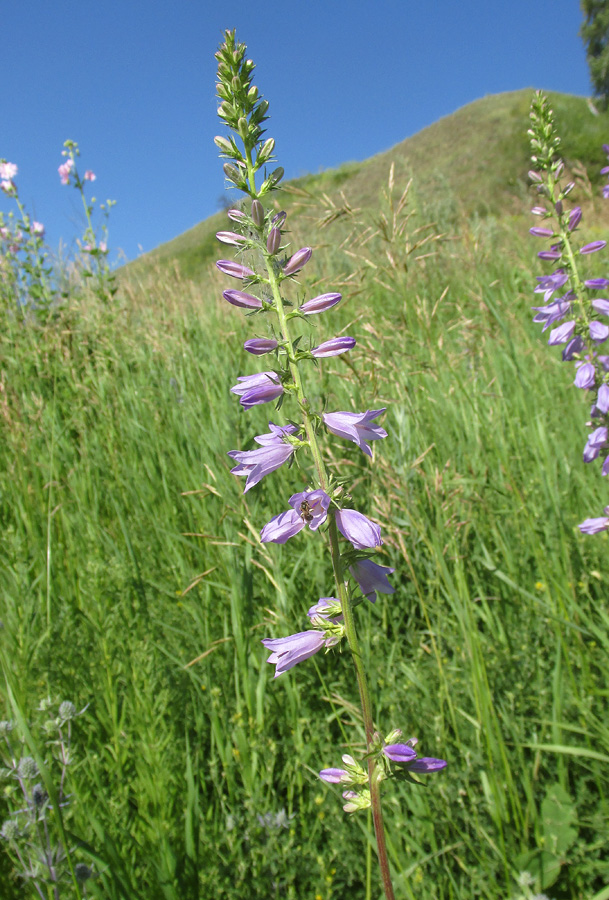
[214,31,445,899]
[58,140,116,303]
[527,92,609,534]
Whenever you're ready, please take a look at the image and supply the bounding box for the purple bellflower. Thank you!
[583,427,608,463]
[382,743,447,773]
[579,514,609,534]
[260,489,331,543]
[230,371,283,409]
[335,509,382,549]
[349,558,395,602]
[319,768,350,784]
[228,423,296,492]
[261,631,328,677]
[323,408,387,457]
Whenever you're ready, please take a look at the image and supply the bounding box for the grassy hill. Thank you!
[127,89,609,283]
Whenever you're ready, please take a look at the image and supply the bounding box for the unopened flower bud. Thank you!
[216,260,255,279]
[283,247,312,276]
[251,200,264,226]
[223,289,263,309]
[298,292,342,315]
[244,338,278,355]
[267,227,281,255]
[214,136,233,154]
[568,207,582,231]
[216,231,247,246]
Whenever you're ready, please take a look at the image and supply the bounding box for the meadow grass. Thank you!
[1,187,608,900]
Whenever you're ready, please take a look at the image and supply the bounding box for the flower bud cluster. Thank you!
[527,92,609,534]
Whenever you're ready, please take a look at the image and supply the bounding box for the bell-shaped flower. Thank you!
[579,515,609,534]
[228,423,296,493]
[230,372,283,409]
[261,490,331,543]
[592,299,609,317]
[548,321,575,345]
[349,559,395,602]
[323,408,387,457]
[583,426,608,463]
[575,361,596,390]
[261,630,327,677]
[591,321,609,343]
[335,509,382,549]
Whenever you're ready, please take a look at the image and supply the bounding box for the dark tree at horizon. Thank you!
[581,0,609,108]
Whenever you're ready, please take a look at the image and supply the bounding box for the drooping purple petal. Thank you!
[323,408,387,456]
[335,509,382,549]
[529,227,554,238]
[349,559,395,603]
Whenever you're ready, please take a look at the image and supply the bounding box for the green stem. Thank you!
[262,251,396,900]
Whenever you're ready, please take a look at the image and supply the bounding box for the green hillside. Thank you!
[128,89,609,282]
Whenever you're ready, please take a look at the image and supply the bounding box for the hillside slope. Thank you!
[128,89,609,281]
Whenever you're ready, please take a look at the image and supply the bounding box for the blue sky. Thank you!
[2,0,592,265]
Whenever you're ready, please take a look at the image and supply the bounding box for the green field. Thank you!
[1,90,609,899]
